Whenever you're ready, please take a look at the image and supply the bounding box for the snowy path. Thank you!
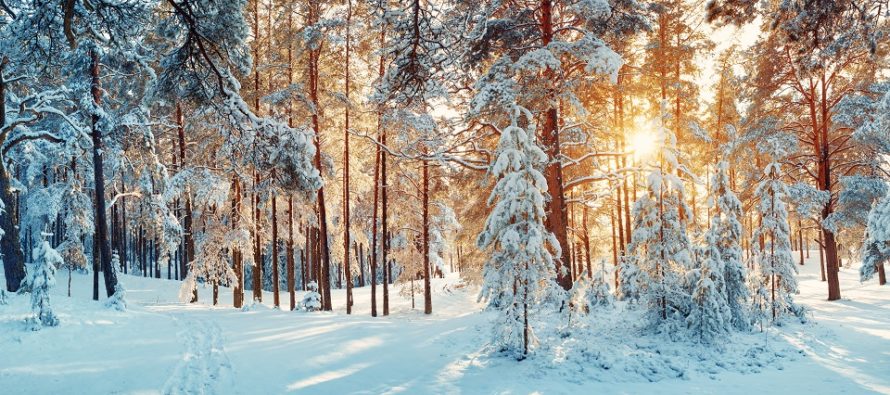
[2,254,890,394]
[162,313,233,395]
[783,259,890,393]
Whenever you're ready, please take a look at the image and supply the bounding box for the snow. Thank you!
[2,254,889,394]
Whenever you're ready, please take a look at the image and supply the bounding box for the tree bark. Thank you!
[287,197,295,310]
[422,161,432,315]
[307,0,332,311]
[232,176,244,308]
[539,0,572,291]
[343,0,353,314]
[0,61,26,292]
[89,48,118,298]
[176,104,196,302]
[369,129,380,317]
[381,122,390,316]
[253,172,263,303]
[272,188,280,308]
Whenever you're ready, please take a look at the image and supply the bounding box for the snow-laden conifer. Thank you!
[753,162,804,323]
[477,105,558,360]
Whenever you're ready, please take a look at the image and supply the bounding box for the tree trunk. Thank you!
[343,0,353,314]
[89,49,118,298]
[798,218,804,265]
[308,0,331,311]
[232,176,244,308]
[176,105,196,303]
[0,62,26,292]
[422,161,432,315]
[539,0,571,291]
[0,161,24,292]
[610,196,618,288]
[253,172,263,303]
[287,197,296,310]
[369,130,380,317]
[818,234,826,282]
[381,124,390,316]
[583,205,592,279]
[271,189,280,308]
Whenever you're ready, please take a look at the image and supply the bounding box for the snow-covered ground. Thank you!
[1,253,888,394]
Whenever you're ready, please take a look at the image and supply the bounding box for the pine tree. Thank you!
[589,259,614,308]
[753,162,804,323]
[709,160,749,329]
[27,237,61,329]
[687,229,732,343]
[862,190,890,284]
[301,281,322,312]
[622,122,694,329]
[477,105,557,360]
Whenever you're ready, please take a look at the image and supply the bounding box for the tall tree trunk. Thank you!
[0,62,26,292]
[89,48,118,298]
[539,0,572,291]
[583,205,592,279]
[818,233,826,282]
[381,125,390,316]
[818,73,841,301]
[176,105,196,303]
[271,188,280,308]
[610,196,618,288]
[798,218,804,265]
[121,190,128,275]
[232,176,244,308]
[307,0,332,311]
[343,0,353,314]
[369,130,380,317]
[422,161,432,315]
[287,197,296,310]
[253,172,263,303]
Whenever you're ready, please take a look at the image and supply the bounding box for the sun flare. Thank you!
[628,129,658,161]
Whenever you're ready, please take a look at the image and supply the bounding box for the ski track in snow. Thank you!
[162,312,234,395]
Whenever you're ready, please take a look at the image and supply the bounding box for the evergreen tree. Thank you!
[477,105,557,360]
[862,190,890,283]
[623,121,694,330]
[27,237,61,329]
[753,162,804,323]
[302,281,322,312]
[709,160,749,329]
[687,229,732,343]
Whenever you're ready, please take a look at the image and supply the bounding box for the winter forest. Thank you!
[1,0,890,393]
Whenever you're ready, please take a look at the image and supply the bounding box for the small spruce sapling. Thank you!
[302,281,322,312]
[104,256,127,312]
[27,237,62,329]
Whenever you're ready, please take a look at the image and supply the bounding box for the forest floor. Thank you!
[1,252,888,394]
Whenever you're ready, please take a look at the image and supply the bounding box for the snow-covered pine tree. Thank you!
[27,236,62,329]
[709,160,749,329]
[687,229,732,343]
[753,162,804,323]
[623,121,694,330]
[589,259,614,308]
[302,281,322,312]
[862,190,890,284]
[477,104,557,360]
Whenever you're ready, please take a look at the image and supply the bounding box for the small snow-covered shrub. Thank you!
[26,240,62,329]
[0,289,8,305]
[105,283,127,311]
[301,281,322,312]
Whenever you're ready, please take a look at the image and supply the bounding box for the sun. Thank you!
[628,129,658,161]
